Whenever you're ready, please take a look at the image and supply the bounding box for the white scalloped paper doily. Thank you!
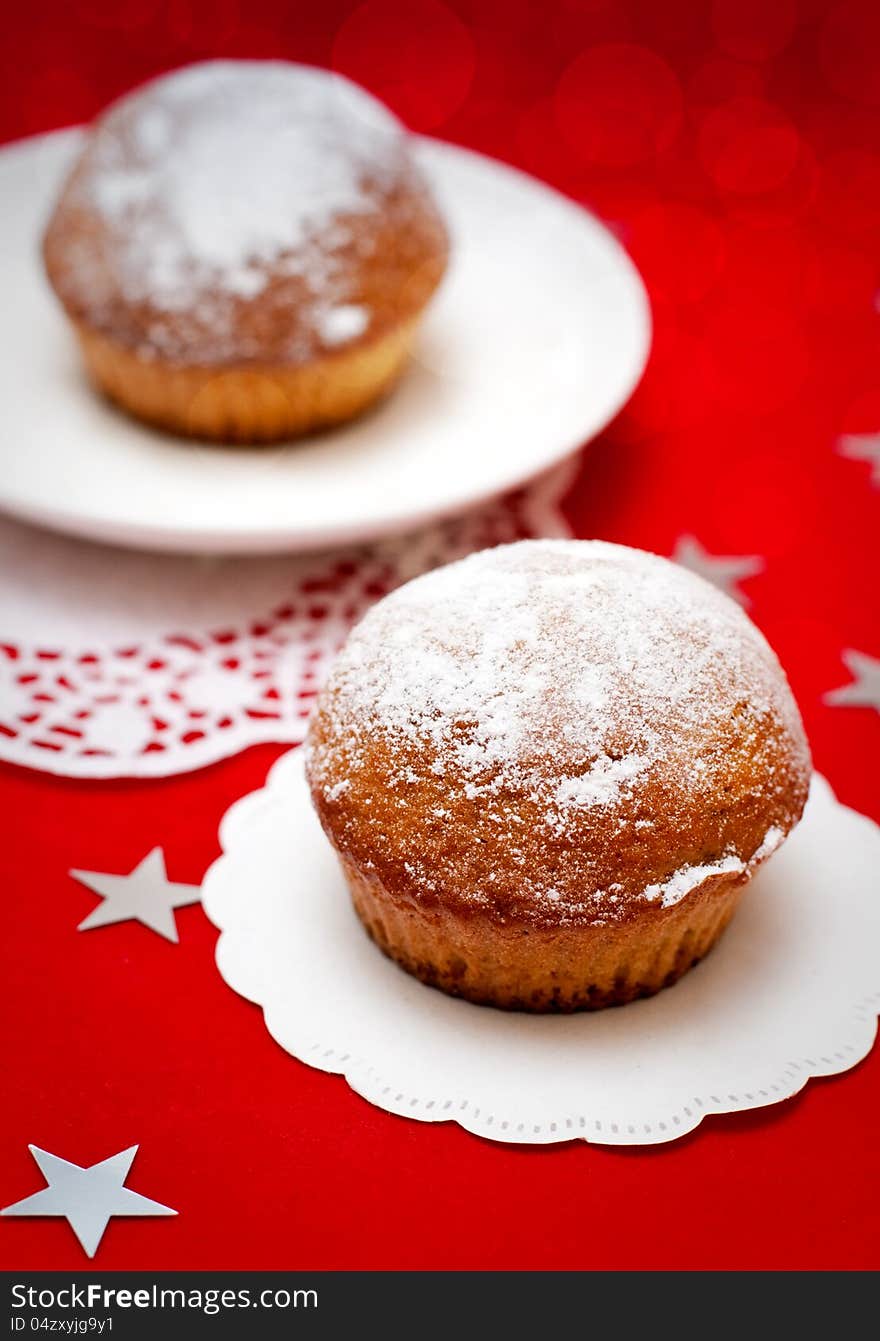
[202,753,880,1146]
[0,465,571,778]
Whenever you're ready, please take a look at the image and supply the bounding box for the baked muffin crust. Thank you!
[307,541,811,951]
[44,61,448,370]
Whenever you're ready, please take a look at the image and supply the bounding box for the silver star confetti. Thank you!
[1,1144,176,1258]
[672,535,764,606]
[839,434,880,485]
[71,847,200,942]
[825,650,880,713]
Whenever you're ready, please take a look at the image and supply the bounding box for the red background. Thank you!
[2,0,879,1270]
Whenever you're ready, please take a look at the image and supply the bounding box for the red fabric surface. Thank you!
[2,0,879,1270]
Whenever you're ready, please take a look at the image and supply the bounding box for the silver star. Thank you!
[825,650,880,712]
[839,434,880,485]
[672,535,764,606]
[71,847,200,942]
[1,1145,176,1258]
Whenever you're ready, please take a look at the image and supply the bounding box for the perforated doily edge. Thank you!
[203,749,880,1147]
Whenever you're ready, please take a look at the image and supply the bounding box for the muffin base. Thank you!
[342,857,747,1012]
[72,318,421,443]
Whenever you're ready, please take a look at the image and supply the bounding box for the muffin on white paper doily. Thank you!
[202,752,880,1146]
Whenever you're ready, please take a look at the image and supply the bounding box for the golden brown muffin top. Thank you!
[43,61,449,367]
[306,540,811,929]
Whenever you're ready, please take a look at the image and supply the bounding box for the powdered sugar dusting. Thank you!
[555,754,647,810]
[643,855,746,908]
[751,824,785,862]
[323,540,797,797]
[56,61,411,359]
[641,818,785,908]
[316,303,370,346]
[308,540,810,921]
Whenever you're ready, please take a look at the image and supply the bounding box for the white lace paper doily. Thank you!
[0,466,571,778]
[202,754,880,1146]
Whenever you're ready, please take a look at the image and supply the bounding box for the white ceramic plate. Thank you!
[0,129,650,555]
[202,754,880,1146]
